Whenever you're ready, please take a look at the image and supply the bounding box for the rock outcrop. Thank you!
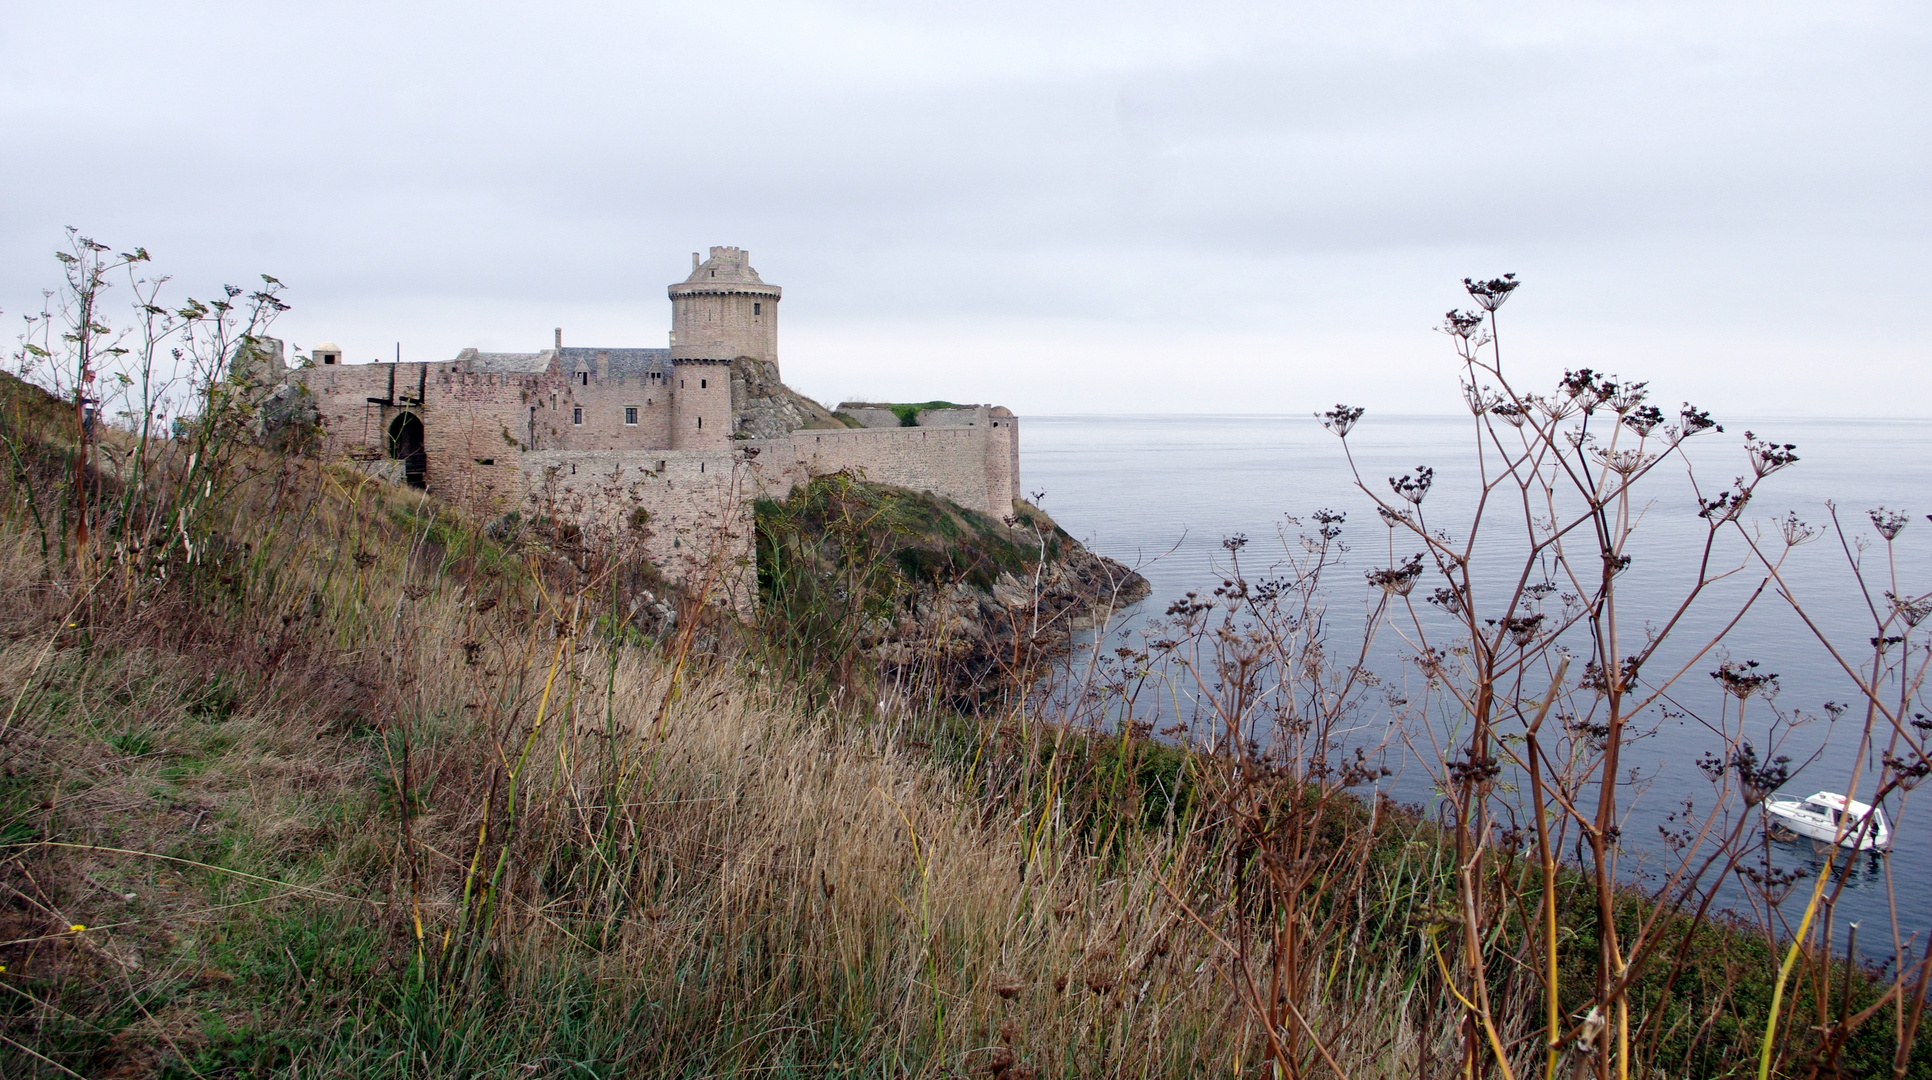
[730,357,854,439]
[754,475,1150,702]
[873,540,1150,700]
[230,336,319,449]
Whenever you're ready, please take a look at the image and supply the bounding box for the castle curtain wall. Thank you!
[303,364,398,459]
[515,421,1021,605]
[519,449,758,610]
[750,425,1018,520]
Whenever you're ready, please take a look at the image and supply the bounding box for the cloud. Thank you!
[3,0,1926,414]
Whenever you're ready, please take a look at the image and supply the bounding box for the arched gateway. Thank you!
[387,412,426,488]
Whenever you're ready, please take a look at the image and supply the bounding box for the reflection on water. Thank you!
[1023,413,1932,957]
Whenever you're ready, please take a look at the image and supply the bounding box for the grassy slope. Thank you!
[0,371,1923,1078]
[0,375,1277,1077]
[758,473,1060,595]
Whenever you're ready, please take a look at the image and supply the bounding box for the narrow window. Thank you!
[700,378,707,389]
[572,406,582,425]
[696,416,703,429]
[753,302,761,316]
[625,407,638,425]
[577,371,588,386]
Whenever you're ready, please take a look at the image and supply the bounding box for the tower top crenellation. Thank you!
[677,246,773,290]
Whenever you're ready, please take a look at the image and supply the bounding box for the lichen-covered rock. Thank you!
[869,542,1151,703]
[228,334,288,388]
[228,336,320,449]
[730,357,852,439]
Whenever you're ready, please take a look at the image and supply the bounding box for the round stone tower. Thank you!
[668,246,779,449]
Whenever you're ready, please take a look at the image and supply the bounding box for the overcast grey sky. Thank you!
[3,1,1926,416]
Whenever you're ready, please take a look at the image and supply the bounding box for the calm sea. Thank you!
[1024,413,1932,956]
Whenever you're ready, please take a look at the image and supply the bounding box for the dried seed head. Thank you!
[1463,273,1520,312]
[1870,506,1909,541]
[1319,404,1365,438]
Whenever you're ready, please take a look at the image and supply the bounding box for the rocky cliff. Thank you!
[730,357,857,439]
[754,476,1150,702]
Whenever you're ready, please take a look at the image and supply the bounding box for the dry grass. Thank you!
[0,444,1463,1077]
[6,369,1919,1076]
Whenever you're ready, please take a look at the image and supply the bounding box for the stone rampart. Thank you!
[743,424,1017,521]
[548,374,672,451]
[512,421,1018,607]
[518,449,758,610]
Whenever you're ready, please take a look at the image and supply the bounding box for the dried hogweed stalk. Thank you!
[1674,403,1721,441]
[1622,404,1665,436]
[1319,404,1364,438]
[1591,447,1653,476]
[1711,659,1777,700]
[1388,465,1433,505]
[1366,554,1424,596]
[1868,506,1909,540]
[1743,431,1799,477]
[1777,511,1817,547]
[1885,590,1932,627]
[1462,272,1519,312]
[1461,381,1499,415]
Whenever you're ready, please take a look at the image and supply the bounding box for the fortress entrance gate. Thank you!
[387,413,426,489]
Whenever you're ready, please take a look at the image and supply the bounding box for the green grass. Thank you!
[840,401,964,427]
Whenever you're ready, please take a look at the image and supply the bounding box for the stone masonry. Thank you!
[293,247,1023,596]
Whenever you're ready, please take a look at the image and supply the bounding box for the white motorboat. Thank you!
[1764,791,1892,852]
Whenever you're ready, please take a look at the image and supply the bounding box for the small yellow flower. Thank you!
[70,924,86,933]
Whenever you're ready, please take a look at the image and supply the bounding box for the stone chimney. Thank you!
[554,327,562,351]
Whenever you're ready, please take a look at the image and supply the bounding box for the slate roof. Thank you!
[671,246,781,297]
[557,347,673,377]
[441,346,675,377]
[452,348,555,374]
[682,247,765,285]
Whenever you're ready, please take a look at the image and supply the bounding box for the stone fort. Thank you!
[295,246,1020,601]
